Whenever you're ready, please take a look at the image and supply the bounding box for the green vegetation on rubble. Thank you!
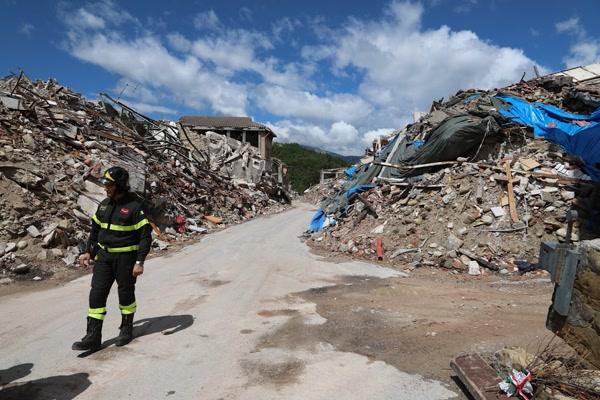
[272,142,350,193]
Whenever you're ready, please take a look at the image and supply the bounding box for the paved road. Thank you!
[0,204,456,399]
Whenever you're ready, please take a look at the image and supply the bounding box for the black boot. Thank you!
[115,314,134,347]
[72,317,103,351]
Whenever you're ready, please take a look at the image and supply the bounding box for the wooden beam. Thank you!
[373,160,459,171]
[450,354,503,400]
[457,249,499,271]
[504,160,520,223]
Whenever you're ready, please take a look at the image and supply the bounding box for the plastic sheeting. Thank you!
[497,95,600,181]
[308,208,336,232]
[345,184,375,198]
[344,166,357,178]
[381,114,500,179]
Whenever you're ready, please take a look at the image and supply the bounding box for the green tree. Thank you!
[272,143,350,193]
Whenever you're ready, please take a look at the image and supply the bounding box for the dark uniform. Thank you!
[87,194,152,320]
[72,167,152,351]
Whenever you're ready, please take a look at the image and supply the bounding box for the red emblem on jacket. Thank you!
[119,207,130,216]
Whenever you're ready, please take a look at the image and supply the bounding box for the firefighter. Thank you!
[72,166,152,351]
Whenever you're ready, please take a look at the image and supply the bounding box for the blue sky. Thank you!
[2,0,600,155]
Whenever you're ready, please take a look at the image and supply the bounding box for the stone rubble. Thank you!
[0,72,290,282]
[306,75,600,277]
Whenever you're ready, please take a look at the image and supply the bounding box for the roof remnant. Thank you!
[179,115,276,136]
[0,71,290,281]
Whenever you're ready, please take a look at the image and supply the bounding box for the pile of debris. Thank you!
[0,72,289,283]
[306,66,600,276]
[453,345,600,400]
[302,177,347,205]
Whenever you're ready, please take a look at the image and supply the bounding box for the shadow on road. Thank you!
[0,363,33,385]
[77,314,195,358]
[0,369,91,400]
[134,314,194,337]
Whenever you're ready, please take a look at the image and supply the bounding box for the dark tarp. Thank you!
[380,114,500,179]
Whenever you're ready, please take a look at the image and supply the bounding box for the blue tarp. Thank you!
[413,139,425,149]
[344,166,357,178]
[497,95,600,181]
[309,208,326,232]
[344,184,375,198]
[308,208,336,232]
[308,185,374,232]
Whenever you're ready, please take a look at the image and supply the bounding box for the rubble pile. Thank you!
[302,177,346,205]
[0,72,288,283]
[492,346,600,399]
[307,73,600,276]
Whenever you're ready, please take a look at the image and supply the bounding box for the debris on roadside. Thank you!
[452,343,600,400]
[0,71,291,282]
[304,64,600,278]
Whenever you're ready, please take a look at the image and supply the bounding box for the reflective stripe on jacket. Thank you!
[86,193,152,262]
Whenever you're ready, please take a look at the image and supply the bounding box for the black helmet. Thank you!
[99,166,130,191]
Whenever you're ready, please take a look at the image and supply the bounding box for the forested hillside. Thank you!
[272,143,350,192]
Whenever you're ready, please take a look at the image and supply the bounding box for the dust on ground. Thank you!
[255,266,556,385]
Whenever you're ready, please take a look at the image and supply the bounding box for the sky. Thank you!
[2,0,600,155]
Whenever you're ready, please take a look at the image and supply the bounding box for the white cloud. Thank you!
[453,0,478,14]
[66,33,248,115]
[556,17,600,67]
[362,128,395,147]
[193,10,222,31]
[18,23,34,36]
[267,120,364,155]
[272,17,302,41]
[184,29,314,89]
[564,41,600,68]
[74,8,106,30]
[556,17,582,36]
[57,1,546,156]
[112,79,162,105]
[256,85,372,123]
[239,7,253,22]
[311,1,540,121]
[59,0,137,32]
[189,31,271,75]
[166,33,192,52]
[120,99,178,115]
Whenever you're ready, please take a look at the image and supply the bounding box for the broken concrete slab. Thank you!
[27,225,41,238]
[468,261,481,275]
[490,207,505,218]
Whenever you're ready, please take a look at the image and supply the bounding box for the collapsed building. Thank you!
[308,63,600,271]
[179,116,289,200]
[305,64,600,386]
[304,63,600,399]
[0,72,290,282]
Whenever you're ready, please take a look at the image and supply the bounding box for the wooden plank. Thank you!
[504,160,519,223]
[520,158,540,171]
[373,160,459,171]
[450,354,503,400]
[91,129,134,144]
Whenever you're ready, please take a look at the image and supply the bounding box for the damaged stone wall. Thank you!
[551,239,600,368]
[181,129,290,200]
